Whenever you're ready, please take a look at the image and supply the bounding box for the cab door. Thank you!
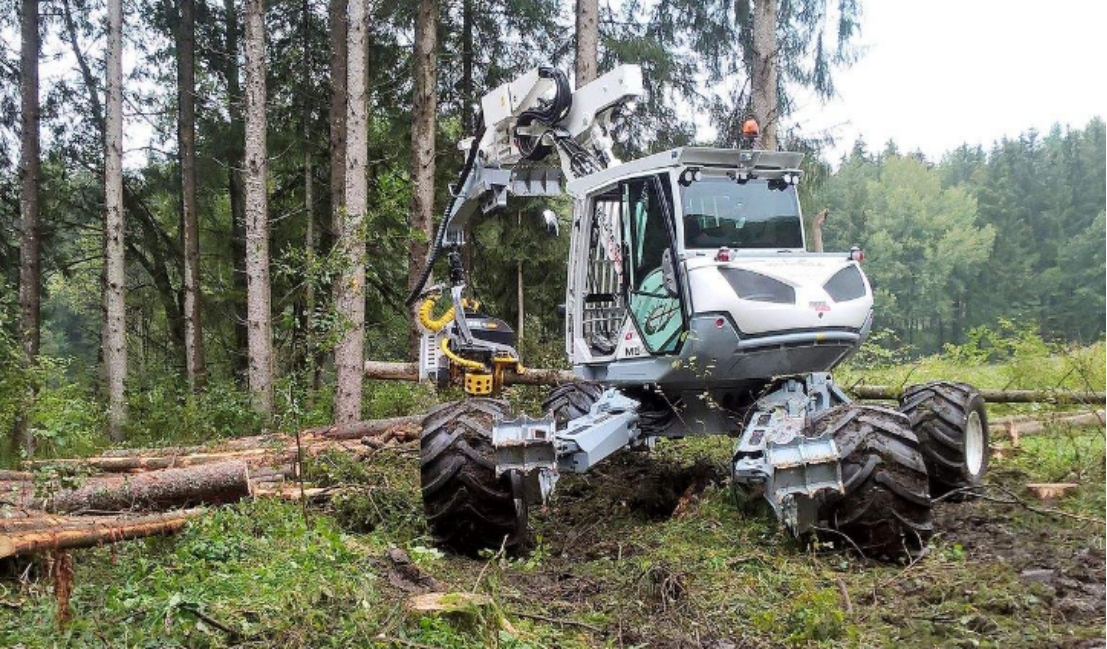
[621,174,686,354]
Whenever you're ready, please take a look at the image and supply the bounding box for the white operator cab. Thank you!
[563,147,875,395]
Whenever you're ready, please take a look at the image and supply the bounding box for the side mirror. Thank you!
[541,209,559,237]
[661,248,679,298]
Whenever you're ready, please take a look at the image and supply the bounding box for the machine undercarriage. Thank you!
[409,64,990,558]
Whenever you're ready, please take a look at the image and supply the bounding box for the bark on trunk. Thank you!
[103,0,127,440]
[810,209,827,253]
[750,0,778,150]
[177,0,206,391]
[33,462,251,514]
[244,0,275,416]
[515,214,523,342]
[460,0,473,130]
[575,0,599,85]
[516,260,524,341]
[328,0,347,241]
[16,0,41,455]
[302,0,320,393]
[407,0,438,359]
[334,0,368,424]
[0,510,203,559]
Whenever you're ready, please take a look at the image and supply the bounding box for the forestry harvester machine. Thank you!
[406,65,989,557]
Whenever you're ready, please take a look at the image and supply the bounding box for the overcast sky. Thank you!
[786,0,1107,162]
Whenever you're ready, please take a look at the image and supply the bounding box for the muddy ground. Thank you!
[362,429,1106,648]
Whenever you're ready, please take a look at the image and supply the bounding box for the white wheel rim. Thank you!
[965,410,984,477]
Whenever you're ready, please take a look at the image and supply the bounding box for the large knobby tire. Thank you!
[420,399,527,554]
[813,404,933,557]
[899,381,989,498]
[543,382,604,426]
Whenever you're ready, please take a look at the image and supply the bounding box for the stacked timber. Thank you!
[1,416,420,560]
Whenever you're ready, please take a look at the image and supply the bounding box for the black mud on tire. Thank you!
[899,381,989,499]
[543,382,604,426]
[813,404,933,557]
[420,399,526,554]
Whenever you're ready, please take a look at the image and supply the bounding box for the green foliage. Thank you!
[815,122,1106,355]
[306,448,424,536]
[0,310,38,463]
[10,499,382,648]
[24,368,104,459]
[840,321,1106,407]
[752,587,853,645]
[817,151,996,353]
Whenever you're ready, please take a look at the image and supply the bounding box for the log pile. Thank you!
[1,417,421,559]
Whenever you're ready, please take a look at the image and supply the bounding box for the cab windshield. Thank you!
[680,177,803,249]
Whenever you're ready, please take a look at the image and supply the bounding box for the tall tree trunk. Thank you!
[575,0,599,85]
[103,0,127,441]
[328,0,347,254]
[302,0,321,393]
[16,0,41,455]
[62,0,184,373]
[516,211,523,342]
[460,0,473,130]
[334,0,367,424]
[177,0,206,391]
[751,0,778,149]
[407,0,438,359]
[243,0,274,416]
[224,0,249,385]
[810,209,827,252]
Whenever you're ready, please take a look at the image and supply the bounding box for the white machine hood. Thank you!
[684,254,874,336]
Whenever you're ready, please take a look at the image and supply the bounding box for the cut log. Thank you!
[1026,483,1079,500]
[850,385,1105,405]
[303,416,421,440]
[0,509,203,559]
[250,485,334,502]
[23,418,420,474]
[32,461,251,514]
[364,360,577,386]
[0,512,72,532]
[24,447,277,473]
[990,410,1105,438]
[0,470,34,481]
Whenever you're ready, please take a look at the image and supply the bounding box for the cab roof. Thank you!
[566,147,805,197]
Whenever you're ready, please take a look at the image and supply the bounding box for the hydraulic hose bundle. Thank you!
[404,118,488,307]
[405,68,574,308]
[515,67,573,161]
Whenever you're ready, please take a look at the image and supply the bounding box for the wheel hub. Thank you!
[965,410,984,477]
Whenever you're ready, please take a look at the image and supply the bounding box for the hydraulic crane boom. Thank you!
[405,65,642,395]
[407,65,643,300]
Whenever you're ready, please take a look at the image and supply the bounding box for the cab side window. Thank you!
[622,176,684,354]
